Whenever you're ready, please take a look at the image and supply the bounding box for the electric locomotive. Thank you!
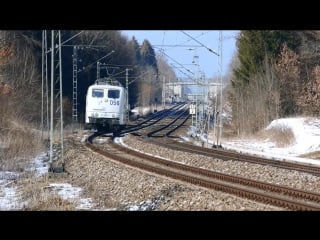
[85,77,128,132]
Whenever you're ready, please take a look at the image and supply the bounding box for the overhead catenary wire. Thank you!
[181,31,219,56]
[61,31,84,46]
[79,50,115,72]
[154,47,194,77]
[162,31,210,50]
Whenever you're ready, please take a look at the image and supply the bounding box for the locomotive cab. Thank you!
[85,78,128,132]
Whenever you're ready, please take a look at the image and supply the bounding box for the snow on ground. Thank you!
[130,106,153,118]
[220,117,320,166]
[2,116,320,210]
[28,152,50,177]
[0,182,22,210]
[183,117,320,167]
[48,183,93,210]
[0,171,25,210]
[0,151,94,210]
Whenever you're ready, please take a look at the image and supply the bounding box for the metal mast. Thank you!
[41,31,45,138]
[193,54,200,129]
[41,30,49,138]
[217,31,223,146]
[72,46,78,130]
[162,75,165,109]
[49,30,64,172]
[126,68,130,125]
[97,61,100,80]
[45,31,49,136]
[49,31,54,170]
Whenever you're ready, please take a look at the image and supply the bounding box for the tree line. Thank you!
[4,30,317,137]
[0,30,176,127]
[228,30,320,135]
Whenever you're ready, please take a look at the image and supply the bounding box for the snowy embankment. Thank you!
[222,117,320,166]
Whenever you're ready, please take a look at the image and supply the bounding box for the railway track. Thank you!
[85,134,320,210]
[120,104,186,136]
[146,138,320,176]
[147,108,190,138]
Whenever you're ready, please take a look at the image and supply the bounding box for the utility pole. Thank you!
[125,68,131,125]
[162,75,166,109]
[97,61,100,80]
[49,31,54,170]
[45,32,49,137]
[59,31,64,169]
[193,54,200,130]
[41,30,45,138]
[41,30,49,139]
[49,30,64,172]
[217,31,223,147]
[72,45,78,131]
[207,101,210,147]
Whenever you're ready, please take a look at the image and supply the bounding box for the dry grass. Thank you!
[299,151,320,159]
[0,115,86,210]
[257,126,295,148]
[24,196,76,211]
[0,118,45,171]
[0,111,79,210]
[18,175,77,211]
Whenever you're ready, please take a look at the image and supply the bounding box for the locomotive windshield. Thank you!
[108,89,120,99]
[92,89,104,98]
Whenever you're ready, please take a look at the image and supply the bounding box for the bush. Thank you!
[260,126,295,148]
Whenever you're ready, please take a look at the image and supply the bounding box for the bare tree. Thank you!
[0,31,42,124]
[228,54,279,135]
[136,66,157,109]
[275,44,300,117]
[298,65,320,115]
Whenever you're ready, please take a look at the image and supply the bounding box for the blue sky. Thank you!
[121,30,239,79]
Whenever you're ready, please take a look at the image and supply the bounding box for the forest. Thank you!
[228,30,320,135]
[1,30,320,136]
[0,30,176,127]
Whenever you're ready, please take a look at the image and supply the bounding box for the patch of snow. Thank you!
[49,183,94,210]
[0,171,19,181]
[221,117,320,166]
[0,186,22,210]
[31,152,49,177]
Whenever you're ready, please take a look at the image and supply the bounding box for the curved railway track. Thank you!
[85,134,320,210]
[147,138,320,176]
[147,108,190,138]
[117,103,189,138]
[120,104,186,136]
[123,108,320,176]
